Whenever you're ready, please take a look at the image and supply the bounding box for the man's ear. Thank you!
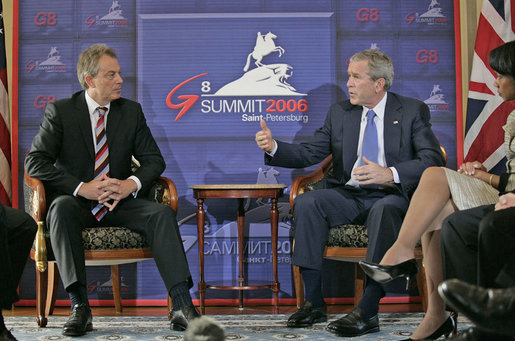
[85,74,95,89]
[375,78,385,92]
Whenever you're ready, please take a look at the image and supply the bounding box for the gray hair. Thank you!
[184,316,225,341]
[349,49,394,90]
[76,44,117,90]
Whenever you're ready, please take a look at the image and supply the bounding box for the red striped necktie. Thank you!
[91,106,109,221]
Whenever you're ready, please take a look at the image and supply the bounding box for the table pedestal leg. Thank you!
[271,197,280,313]
[237,198,245,309]
[196,198,206,314]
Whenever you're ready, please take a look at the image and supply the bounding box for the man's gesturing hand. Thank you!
[255,119,275,153]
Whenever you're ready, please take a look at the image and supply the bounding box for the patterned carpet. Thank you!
[5,313,471,340]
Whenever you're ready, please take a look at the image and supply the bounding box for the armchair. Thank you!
[24,167,178,327]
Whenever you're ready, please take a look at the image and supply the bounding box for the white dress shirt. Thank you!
[73,91,141,197]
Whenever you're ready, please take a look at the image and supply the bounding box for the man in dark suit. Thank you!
[439,192,515,340]
[255,49,445,337]
[438,280,515,340]
[25,44,198,337]
[0,202,37,341]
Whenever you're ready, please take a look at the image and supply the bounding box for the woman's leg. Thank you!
[410,230,449,339]
[381,167,456,265]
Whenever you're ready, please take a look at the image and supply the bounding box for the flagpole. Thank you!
[454,0,464,168]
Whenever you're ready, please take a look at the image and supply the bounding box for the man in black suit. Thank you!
[439,192,515,340]
[0,202,37,341]
[438,280,515,340]
[255,49,445,337]
[25,44,198,337]
[442,192,515,289]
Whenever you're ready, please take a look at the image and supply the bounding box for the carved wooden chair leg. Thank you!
[46,262,59,316]
[35,264,48,327]
[293,265,304,308]
[111,265,123,314]
[354,264,365,307]
[416,259,428,312]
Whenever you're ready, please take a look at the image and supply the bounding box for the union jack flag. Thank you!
[464,0,515,173]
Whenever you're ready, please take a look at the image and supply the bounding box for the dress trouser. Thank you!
[441,204,515,288]
[0,204,38,309]
[291,185,409,271]
[47,195,193,293]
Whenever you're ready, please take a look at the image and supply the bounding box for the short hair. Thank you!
[183,316,225,341]
[349,49,394,90]
[76,44,117,90]
[489,40,515,80]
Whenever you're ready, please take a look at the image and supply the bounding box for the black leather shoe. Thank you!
[170,305,201,331]
[286,301,327,328]
[434,327,514,341]
[359,259,418,290]
[62,304,93,336]
[398,315,456,340]
[0,325,18,341]
[326,307,379,337]
[439,279,515,336]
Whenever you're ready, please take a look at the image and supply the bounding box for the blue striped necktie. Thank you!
[91,106,109,221]
[359,110,378,189]
[361,109,378,165]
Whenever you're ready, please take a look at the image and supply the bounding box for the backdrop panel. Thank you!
[16,0,457,304]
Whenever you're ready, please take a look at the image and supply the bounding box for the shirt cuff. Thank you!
[74,182,83,197]
[266,140,278,157]
[389,167,400,183]
[129,175,142,197]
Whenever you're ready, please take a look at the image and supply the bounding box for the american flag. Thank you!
[0,2,11,206]
[464,0,515,173]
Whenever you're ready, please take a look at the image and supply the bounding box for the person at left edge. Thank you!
[25,43,199,337]
[255,49,445,337]
[0,203,38,341]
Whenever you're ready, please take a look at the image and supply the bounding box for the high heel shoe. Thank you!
[399,315,456,340]
[358,259,418,290]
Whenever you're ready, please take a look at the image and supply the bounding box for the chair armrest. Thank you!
[153,176,179,214]
[24,170,48,272]
[24,170,47,223]
[34,221,48,272]
[289,155,333,209]
[440,145,448,166]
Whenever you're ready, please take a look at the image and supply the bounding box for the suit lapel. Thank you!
[105,100,122,155]
[343,107,361,174]
[383,94,402,165]
[76,92,96,161]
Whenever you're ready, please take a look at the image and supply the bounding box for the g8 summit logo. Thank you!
[85,0,128,27]
[405,0,448,25]
[167,31,309,123]
[424,84,449,111]
[25,47,66,73]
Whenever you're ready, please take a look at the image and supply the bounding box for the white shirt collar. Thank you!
[361,92,387,121]
[85,90,111,116]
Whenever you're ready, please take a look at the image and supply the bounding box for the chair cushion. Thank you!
[82,226,149,250]
[32,226,149,253]
[327,224,421,249]
[327,224,368,248]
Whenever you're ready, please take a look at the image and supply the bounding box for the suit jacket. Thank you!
[25,91,165,200]
[266,92,445,198]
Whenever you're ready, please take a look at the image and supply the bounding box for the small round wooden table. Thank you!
[190,184,286,314]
